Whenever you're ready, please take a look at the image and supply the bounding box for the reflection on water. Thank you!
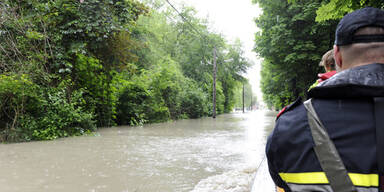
[0,110,276,192]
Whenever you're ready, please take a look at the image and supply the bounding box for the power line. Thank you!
[163,0,218,119]
[164,0,206,40]
[163,0,214,62]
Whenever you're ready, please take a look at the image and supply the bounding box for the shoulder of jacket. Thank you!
[276,97,302,121]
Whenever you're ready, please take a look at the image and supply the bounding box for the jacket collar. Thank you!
[308,63,384,98]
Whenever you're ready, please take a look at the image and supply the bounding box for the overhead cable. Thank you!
[164,0,206,39]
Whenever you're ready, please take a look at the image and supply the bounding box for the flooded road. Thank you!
[0,110,276,192]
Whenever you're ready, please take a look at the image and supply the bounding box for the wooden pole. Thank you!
[213,46,217,118]
[242,82,245,113]
[250,90,253,111]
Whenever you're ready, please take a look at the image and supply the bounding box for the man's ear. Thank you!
[333,45,343,71]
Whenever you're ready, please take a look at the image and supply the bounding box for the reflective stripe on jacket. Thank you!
[266,64,384,192]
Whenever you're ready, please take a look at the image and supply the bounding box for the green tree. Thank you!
[316,0,384,22]
[123,4,252,117]
[0,0,147,141]
[254,0,338,109]
[0,0,252,142]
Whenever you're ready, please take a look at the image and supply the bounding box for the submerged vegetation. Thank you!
[0,0,252,142]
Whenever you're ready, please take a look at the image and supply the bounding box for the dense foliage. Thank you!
[115,3,251,123]
[256,0,384,110]
[315,0,384,22]
[0,0,251,142]
[254,0,338,109]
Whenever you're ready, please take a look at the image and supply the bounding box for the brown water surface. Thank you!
[0,110,276,192]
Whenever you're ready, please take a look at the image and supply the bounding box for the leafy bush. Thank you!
[0,74,40,141]
[150,58,184,119]
[74,53,117,127]
[180,79,209,118]
[28,86,96,141]
[0,74,95,142]
[116,57,212,124]
[116,74,170,125]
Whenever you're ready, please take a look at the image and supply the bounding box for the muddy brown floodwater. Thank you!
[0,110,276,192]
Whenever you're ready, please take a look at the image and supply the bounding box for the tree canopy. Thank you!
[254,0,338,109]
[316,0,384,22]
[0,0,252,142]
[257,0,384,109]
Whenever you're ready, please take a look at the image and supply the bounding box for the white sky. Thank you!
[169,0,264,101]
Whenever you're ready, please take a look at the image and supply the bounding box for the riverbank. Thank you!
[0,0,253,143]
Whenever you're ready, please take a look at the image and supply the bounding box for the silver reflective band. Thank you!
[304,99,357,192]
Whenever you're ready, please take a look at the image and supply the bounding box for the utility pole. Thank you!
[212,46,217,118]
[250,90,253,111]
[242,82,245,113]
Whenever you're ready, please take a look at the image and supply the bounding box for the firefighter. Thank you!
[266,7,384,192]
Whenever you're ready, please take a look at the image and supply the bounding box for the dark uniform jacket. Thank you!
[266,63,384,192]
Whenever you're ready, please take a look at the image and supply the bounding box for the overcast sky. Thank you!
[168,0,264,101]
